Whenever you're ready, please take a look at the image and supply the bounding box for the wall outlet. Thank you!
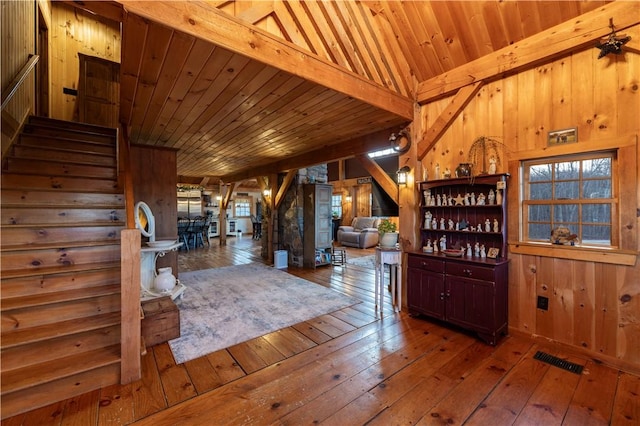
[537,296,549,311]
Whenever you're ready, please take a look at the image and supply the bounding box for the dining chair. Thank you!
[177,217,192,251]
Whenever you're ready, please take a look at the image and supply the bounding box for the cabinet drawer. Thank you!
[408,255,445,273]
[446,263,494,282]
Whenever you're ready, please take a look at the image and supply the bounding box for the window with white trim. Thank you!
[331,194,342,218]
[234,198,251,218]
[522,151,616,247]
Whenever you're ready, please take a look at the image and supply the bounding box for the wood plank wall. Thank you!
[418,24,640,369]
[1,0,35,153]
[50,2,121,122]
[130,145,179,275]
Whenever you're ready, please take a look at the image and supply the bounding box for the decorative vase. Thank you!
[455,163,472,177]
[379,232,399,248]
[154,267,176,293]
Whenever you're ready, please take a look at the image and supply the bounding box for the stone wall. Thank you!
[278,165,328,267]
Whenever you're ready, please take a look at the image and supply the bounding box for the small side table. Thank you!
[375,247,402,314]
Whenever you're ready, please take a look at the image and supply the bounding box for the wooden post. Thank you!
[120,229,141,383]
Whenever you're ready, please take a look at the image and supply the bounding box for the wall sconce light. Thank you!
[263,189,271,198]
[397,166,411,185]
[345,195,352,202]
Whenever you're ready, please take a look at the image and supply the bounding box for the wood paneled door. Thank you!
[77,53,119,127]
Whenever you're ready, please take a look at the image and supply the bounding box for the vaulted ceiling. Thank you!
[71,1,614,185]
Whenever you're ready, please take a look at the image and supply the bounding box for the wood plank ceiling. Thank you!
[104,1,610,184]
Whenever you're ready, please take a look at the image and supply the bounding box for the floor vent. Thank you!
[533,351,584,374]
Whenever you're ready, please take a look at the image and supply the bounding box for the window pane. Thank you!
[529,164,551,182]
[582,225,611,245]
[583,179,611,198]
[528,224,550,240]
[529,182,552,200]
[583,204,611,223]
[583,157,611,178]
[553,205,578,223]
[528,205,550,222]
[555,161,579,180]
[554,181,579,199]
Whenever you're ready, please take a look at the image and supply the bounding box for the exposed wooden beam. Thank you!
[116,0,414,120]
[274,170,297,210]
[417,81,483,161]
[355,154,398,205]
[221,127,402,182]
[60,0,124,23]
[416,2,640,103]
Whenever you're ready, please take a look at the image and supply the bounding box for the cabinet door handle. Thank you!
[445,292,451,298]
[464,269,473,276]
[440,292,445,300]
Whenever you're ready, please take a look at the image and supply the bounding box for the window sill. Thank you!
[508,241,638,266]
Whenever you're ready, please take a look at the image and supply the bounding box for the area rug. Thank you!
[346,254,376,269]
[168,263,362,364]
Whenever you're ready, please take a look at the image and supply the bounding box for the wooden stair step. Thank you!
[22,124,116,144]
[1,173,120,192]
[1,344,121,394]
[4,157,117,179]
[11,145,116,167]
[1,292,121,334]
[1,226,123,248]
[1,324,121,372]
[1,238,123,252]
[18,133,116,155]
[1,267,121,299]
[1,207,125,225]
[1,245,122,274]
[28,116,117,136]
[0,261,120,280]
[0,362,120,420]
[0,189,124,207]
[1,283,121,311]
[1,311,121,349]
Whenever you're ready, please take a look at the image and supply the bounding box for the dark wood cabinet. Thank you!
[407,174,509,345]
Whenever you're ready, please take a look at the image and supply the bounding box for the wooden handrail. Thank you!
[1,54,39,110]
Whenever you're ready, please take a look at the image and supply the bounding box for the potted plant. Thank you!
[378,219,399,248]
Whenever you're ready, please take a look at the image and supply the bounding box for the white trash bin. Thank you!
[274,250,288,269]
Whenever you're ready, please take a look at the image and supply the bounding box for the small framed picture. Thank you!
[487,247,500,259]
[548,128,577,146]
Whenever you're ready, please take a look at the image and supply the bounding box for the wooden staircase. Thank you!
[1,116,125,419]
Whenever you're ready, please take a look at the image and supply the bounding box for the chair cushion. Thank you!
[353,217,376,230]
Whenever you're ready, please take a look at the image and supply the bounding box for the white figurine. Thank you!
[466,243,472,257]
[437,194,442,206]
[485,219,491,232]
[488,189,495,205]
[477,193,486,205]
[443,168,452,178]
[448,219,454,230]
[431,218,437,229]
[489,156,497,174]
[470,192,476,205]
[463,193,470,205]
[440,218,446,230]
[439,235,447,251]
[493,218,499,233]
[448,195,454,206]
[474,242,480,256]
[480,244,486,258]
[433,240,439,253]
[424,212,430,229]
[477,223,482,233]
[496,189,502,205]
[435,163,441,180]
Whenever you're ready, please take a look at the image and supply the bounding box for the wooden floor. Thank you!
[2,237,638,425]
